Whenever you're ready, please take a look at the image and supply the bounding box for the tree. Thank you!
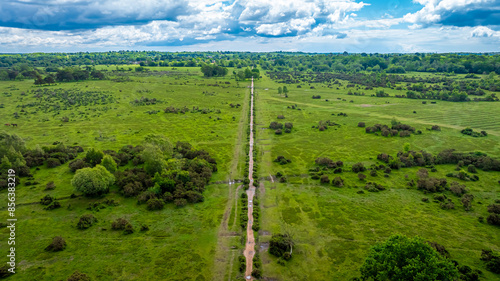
[269,233,294,258]
[278,87,282,95]
[71,165,114,196]
[283,86,288,94]
[360,234,459,281]
[101,154,117,173]
[84,148,104,167]
[142,144,167,176]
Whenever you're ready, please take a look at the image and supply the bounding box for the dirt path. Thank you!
[212,81,251,281]
[243,78,256,280]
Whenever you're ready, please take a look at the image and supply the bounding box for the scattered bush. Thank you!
[358,122,366,127]
[46,157,61,168]
[45,236,66,252]
[480,249,500,274]
[320,175,330,184]
[111,218,133,234]
[147,198,164,210]
[45,181,55,190]
[352,162,366,173]
[69,159,89,172]
[77,214,97,229]
[67,271,91,281]
[332,177,344,187]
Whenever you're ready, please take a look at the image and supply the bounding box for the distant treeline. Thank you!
[0,52,499,80]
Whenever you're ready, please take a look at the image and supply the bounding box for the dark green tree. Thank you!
[360,234,459,281]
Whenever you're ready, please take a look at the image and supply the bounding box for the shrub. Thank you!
[269,122,283,130]
[174,198,188,207]
[358,173,366,181]
[487,204,500,214]
[77,214,97,229]
[277,115,285,119]
[45,236,66,252]
[369,170,377,177]
[111,218,133,234]
[426,241,450,258]
[440,202,455,210]
[45,181,56,190]
[284,122,293,129]
[146,198,164,210]
[461,194,474,211]
[352,162,366,173]
[67,271,91,281]
[71,165,114,196]
[46,158,61,168]
[101,155,117,173]
[467,164,477,173]
[481,249,500,274]
[251,269,262,278]
[449,182,467,196]
[69,159,88,172]
[320,175,330,184]
[40,194,54,205]
[332,177,344,187]
[275,129,282,135]
[358,122,366,127]
[84,148,104,166]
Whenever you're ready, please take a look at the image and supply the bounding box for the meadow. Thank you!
[0,61,499,280]
[254,72,500,280]
[0,66,250,280]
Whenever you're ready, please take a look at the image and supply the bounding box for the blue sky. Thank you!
[0,0,499,53]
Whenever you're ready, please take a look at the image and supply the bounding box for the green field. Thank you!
[0,67,251,280]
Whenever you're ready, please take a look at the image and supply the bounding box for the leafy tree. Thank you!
[269,233,294,258]
[142,144,167,176]
[101,154,117,173]
[278,87,282,94]
[71,165,114,196]
[84,148,104,167]
[360,234,459,281]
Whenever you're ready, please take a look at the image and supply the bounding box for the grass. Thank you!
[254,71,500,280]
[1,67,499,280]
[0,68,248,280]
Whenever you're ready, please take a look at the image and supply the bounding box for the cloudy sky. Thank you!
[0,0,499,53]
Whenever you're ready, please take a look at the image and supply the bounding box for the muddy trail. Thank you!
[243,78,256,280]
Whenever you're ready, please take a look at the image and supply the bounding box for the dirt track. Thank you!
[243,78,256,280]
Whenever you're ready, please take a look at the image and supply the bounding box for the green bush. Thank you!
[71,165,114,196]
[77,214,97,229]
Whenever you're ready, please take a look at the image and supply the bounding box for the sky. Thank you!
[0,0,499,53]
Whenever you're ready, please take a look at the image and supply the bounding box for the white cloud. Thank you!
[403,0,498,26]
[470,26,498,37]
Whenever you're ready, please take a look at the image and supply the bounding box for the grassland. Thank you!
[254,72,500,280]
[0,67,250,280]
[0,65,499,280]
